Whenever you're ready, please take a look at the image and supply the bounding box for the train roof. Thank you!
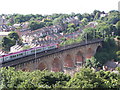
[4,50,27,57]
[0,55,3,58]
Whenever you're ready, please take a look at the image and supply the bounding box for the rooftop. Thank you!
[0,32,10,35]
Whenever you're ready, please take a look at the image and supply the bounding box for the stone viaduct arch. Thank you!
[75,51,84,65]
[7,41,103,74]
[37,62,47,70]
[86,48,93,58]
[51,57,62,72]
[64,54,74,68]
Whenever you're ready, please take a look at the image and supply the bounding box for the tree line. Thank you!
[0,67,120,89]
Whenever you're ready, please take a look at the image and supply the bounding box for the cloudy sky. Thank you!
[0,0,119,15]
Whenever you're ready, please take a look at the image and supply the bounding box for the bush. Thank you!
[116,36,120,40]
[116,51,120,56]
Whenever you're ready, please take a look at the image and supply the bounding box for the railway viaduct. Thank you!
[1,39,103,74]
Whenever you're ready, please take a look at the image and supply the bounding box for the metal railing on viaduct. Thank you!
[0,39,104,68]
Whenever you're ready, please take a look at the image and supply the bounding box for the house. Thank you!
[0,32,10,42]
[16,29,31,36]
[21,22,29,29]
[0,24,12,32]
[0,16,7,25]
[100,13,108,17]
[104,60,118,70]
[10,44,22,53]
[13,24,21,28]
[22,34,34,44]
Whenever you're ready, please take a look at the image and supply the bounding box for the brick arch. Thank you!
[75,51,84,64]
[86,48,93,58]
[22,67,29,72]
[51,57,62,72]
[64,54,74,68]
[96,45,102,52]
[37,62,47,71]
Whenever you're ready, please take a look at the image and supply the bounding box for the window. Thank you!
[31,50,35,53]
[48,46,54,49]
[36,49,42,51]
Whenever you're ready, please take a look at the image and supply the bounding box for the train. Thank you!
[0,43,59,63]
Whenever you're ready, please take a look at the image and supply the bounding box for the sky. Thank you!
[0,0,119,15]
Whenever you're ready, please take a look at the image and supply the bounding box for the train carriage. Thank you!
[43,44,58,51]
[3,50,26,62]
[0,43,59,63]
[26,44,58,56]
[26,46,44,56]
[0,55,4,63]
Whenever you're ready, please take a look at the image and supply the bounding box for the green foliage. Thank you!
[66,68,120,88]
[9,14,44,24]
[116,36,120,40]
[0,67,70,89]
[99,10,120,24]
[116,51,120,56]
[60,38,76,46]
[85,57,101,68]
[66,23,76,33]
[116,21,120,30]
[29,21,45,30]
[2,37,13,51]
[95,23,116,38]
[52,17,62,25]
[22,45,31,50]
[1,32,21,51]
[116,50,120,60]
[82,13,93,22]
[8,31,19,40]
[0,67,120,89]
[81,18,88,25]
[66,68,96,88]
[66,27,75,33]
[116,67,120,73]
[83,27,96,40]
[95,38,118,64]
[116,21,120,36]
[60,35,83,46]
[94,12,101,20]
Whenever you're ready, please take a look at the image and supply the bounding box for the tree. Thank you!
[92,10,101,20]
[66,68,98,88]
[52,17,63,25]
[2,37,13,51]
[107,11,120,24]
[83,27,96,40]
[29,21,45,30]
[93,10,101,16]
[96,23,112,38]
[116,21,120,35]
[0,67,71,89]
[82,13,92,21]
[8,31,19,41]
[76,13,83,20]
[67,27,74,33]
[81,18,88,25]
[95,38,117,64]
[116,21,120,30]
[2,31,22,51]
[85,57,101,68]
[0,67,120,89]
[66,68,120,88]
[22,45,31,50]
[94,12,100,20]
